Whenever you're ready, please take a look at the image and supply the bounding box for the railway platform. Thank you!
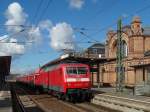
[0,84,12,112]
[92,87,150,101]
[92,87,150,112]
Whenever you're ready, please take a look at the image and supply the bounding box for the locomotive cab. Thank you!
[64,64,93,101]
[65,66,90,88]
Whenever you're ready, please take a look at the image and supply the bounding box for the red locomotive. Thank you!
[17,61,93,102]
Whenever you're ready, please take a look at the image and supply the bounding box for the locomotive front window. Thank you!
[66,67,87,75]
[66,67,77,75]
[77,67,87,74]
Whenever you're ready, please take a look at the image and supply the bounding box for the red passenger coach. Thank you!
[34,69,42,86]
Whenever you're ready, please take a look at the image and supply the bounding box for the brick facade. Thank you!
[100,16,150,87]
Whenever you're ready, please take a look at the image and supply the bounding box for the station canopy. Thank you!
[0,56,11,76]
[41,54,106,68]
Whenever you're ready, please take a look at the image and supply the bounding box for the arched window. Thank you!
[111,40,117,58]
[122,40,128,57]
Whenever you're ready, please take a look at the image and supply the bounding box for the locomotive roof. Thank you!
[41,59,79,68]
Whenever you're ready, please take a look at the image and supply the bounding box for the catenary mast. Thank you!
[116,19,125,92]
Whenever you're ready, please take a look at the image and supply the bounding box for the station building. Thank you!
[99,16,150,88]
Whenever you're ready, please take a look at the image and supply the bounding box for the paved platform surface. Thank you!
[0,84,12,112]
[92,87,150,102]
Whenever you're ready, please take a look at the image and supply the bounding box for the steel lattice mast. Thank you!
[116,19,125,92]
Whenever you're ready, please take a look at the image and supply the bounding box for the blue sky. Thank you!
[0,0,150,74]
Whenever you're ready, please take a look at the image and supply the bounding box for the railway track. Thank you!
[10,83,44,112]
[92,93,150,112]
[73,102,120,112]
[13,83,150,112]
[27,94,120,112]
[14,84,119,112]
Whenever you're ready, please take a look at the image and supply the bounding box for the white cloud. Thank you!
[5,2,27,33]
[0,37,25,56]
[2,2,77,57]
[27,26,42,44]
[50,22,75,51]
[69,0,84,9]
[39,20,53,30]
[0,2,27,56]
[0,2,44,56]
[0,35,9,41]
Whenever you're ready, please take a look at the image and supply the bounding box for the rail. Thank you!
[10,83,26,112]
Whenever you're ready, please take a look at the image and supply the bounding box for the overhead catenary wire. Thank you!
[64,2,150,47]
[34,0,52,26]
[0,24,32,41]
[73,28,100,43]
[0,24,32,28]
[0,29,26,41]
[32,0,44,25]
[0,41,33,44]
[83,0,119,28]
[122,2,150,20]
[88,22,117,37]
[65,41,100,44]
[78,31,99,42]
[82,2,150,39]
[0,25,35,45]
[37,0,53,23]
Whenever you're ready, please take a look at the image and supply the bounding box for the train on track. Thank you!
[16,60,93,102]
